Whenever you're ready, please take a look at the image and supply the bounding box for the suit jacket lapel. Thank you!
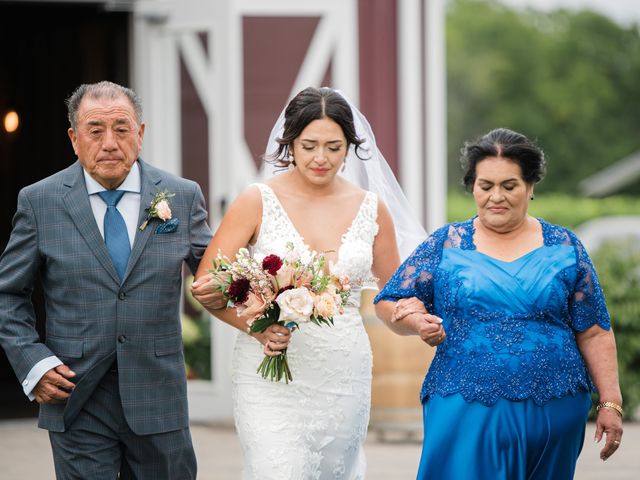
[62,161,121,284]
[122,159,162,282]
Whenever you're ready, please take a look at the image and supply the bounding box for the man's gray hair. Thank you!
[65,80,143,130]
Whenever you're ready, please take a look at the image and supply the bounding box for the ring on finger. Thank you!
[613,440,620,445]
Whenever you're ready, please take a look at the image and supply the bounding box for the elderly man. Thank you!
[0,81,212,479]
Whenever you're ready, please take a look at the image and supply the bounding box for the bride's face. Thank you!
[291,117,347,186]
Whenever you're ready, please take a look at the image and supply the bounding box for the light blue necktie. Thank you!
[98,190,131,281]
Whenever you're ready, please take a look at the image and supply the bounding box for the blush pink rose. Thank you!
[313,292,338,319]
[155,199,172,221]
[237,292,269,322]
[274,264,295,289]
[327,283,344,306]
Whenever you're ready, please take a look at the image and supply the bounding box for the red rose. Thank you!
[227,278,250,304]
[262,254,283,275]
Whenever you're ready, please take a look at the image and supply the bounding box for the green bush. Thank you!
[591,239,640,419]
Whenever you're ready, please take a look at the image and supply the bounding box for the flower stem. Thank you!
[256,350,292,383]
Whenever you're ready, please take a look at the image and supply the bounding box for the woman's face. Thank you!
[473,156,534,233]
[290,117,347,186]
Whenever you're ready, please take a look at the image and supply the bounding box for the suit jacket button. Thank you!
[118,291,126,300]
[118,335,126,343]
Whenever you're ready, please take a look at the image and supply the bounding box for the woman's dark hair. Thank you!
[460,128,546,191]
[266,87,366,166]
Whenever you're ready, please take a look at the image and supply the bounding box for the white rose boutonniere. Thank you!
[139,190,175,231]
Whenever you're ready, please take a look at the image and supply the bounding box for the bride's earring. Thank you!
[287,153,295,172]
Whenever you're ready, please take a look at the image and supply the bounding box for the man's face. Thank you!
[68,94,144,189]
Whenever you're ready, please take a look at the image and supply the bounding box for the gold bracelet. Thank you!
[245,326,253,336]
[596,401,623,417]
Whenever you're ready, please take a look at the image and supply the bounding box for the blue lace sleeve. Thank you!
[566,229,611,332]
[373,226,447,311]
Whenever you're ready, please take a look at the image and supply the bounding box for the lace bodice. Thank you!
[250,183,379,305]
[375,217,610,406]
[231,183,378,480]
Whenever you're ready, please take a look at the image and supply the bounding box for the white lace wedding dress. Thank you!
[231,183,378,480]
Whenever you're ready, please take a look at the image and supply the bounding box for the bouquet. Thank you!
[210,243,352,383]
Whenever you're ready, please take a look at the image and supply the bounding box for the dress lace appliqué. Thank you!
[375,217,610,406]
[231,183,378,479]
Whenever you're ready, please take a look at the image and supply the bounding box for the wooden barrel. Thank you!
[360,289,435,443]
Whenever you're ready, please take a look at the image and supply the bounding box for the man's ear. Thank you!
[68,128,78,156]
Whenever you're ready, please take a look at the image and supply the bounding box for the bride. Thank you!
[192,86,425,479]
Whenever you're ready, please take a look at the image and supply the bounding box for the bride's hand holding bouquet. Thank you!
[237,291,291,360]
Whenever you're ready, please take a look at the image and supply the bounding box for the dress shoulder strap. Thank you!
[249,183,299,249]
[344,191,379,244]
[251,183,279,221]
[251,182,272,200]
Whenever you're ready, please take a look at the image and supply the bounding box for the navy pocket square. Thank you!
[156,218,179,234]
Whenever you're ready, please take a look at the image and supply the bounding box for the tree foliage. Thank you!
[447,0,640,193]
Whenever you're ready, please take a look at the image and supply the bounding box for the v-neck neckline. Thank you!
[467,216,548,264]
[469,245,546,265]
[261,183,369,261]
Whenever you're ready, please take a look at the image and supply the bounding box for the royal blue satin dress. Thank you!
[375,218,610,479]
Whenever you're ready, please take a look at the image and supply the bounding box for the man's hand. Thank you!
[33,365,76,404]
[191,273,228,310]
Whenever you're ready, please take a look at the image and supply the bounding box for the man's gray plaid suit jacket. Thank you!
[0,159,211,434]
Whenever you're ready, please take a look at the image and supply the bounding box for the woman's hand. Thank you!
[393,297,445,347]
[595,407,623,461]
[412,313,446,347]
[575,325,623,461]
[191,273,228,310]
[252,323,292,357]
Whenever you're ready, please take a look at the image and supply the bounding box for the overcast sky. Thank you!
[496,0,640,26]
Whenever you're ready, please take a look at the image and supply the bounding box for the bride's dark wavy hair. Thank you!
[265,87,366,167]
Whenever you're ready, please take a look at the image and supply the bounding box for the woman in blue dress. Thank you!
[374,128,624,479]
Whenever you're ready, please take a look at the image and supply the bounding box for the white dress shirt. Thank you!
[22,163,142,400]
[84,161,141,248]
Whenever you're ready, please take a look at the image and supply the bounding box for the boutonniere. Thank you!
[139,190,175,231]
